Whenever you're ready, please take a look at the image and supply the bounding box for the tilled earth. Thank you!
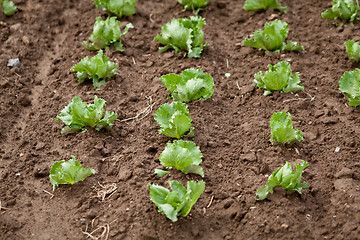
[0,0,359,239]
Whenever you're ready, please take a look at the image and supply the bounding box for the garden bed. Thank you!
[0,0,359,239]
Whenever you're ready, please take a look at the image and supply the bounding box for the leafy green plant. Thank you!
[154,101,194,139]
[160,68,214,102]
[50,155,96,190]
[158,140,204,177]
[256,160,309,200]
[154,16,207,58]
[345,40,360,61]
[83,16,133,52]
[93,0,137,17]
[254,61,304,96]
[243,19,304,52]
[321,0,359,22]
[70,50,118,89]
[339,68,360,106]
[56,95,118,135]
[177,0,209,14]
[270,111,303,145]
[149,180,205,222]
[0,0,17,16]
[154,169,170,177]
[243,0,287,13]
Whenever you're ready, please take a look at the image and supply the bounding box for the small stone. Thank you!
[7,58,21,68]
[335,147,340,153]
[89,149,102,158]
[334,167,353,179]
[35,142,45,150]
[281,224,289,229]
[22,36,30,46]
[80,218,86,222]
[9,23,21,32]
[241,152,256,162]
[117,168,132,181]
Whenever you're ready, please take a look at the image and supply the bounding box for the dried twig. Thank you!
[43,190,54,199]
[96,182,117,201]
[283,91,315,103]
[120,96,156,122]
[207,195,214,208]
[236,81,241,91]
[131,57,136,65]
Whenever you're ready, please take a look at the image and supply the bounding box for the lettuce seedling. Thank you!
[154,16,207,58]
[345,40,360,61]
[70,50,118,89]
[154,101,194,139]
[256,160,309,200]
[243,0,287,13]
[254,61,304,96]
[93,0,137,17]
[270,111,303,145]
[159,140,204,177]
[321,0,359,22]
[83,16,134,52]
[243,19,304,52]
[154,169,170,177]
[149,180,205,222]
[177,0,209,14]
[0,0,17,16]
[160,68,214,102]
[56,95,118,135]
[339,68,360,106]
[50,155,96,190]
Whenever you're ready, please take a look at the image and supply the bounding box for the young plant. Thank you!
[270,111,303,145]
[93,0,137,17]
[256,160,309,200]
[321,0,359,22]
[243,19,304,52]
[83,16,134,52]
[243,0,287,13]
[254,61,304,96]
[149,180,205,222]
[56,95,118,135]
[345,40,360,61]
[154,101,194,139]
[50,155,96,190]
[160,68,214,102]
[154,16,207,58]
[70,50,118,89]
[339,68,360,106]
[177,0,209,14]
[0,0,17,16]
[158,140,204,177]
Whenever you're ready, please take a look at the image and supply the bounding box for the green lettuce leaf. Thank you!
[154,16,207,58]
[345,40,360,61]
[1,0,17,16]
[254,61,304,96]
[321,0,359,22]
[149,180,205,222]
[159,140,204,177]
[160,68,214,102]
[243,19,304,52]
[243,0,287,13]
[83,16,134,52]
[70,50,118,89]
[154,101,194,139]
[339,68,360,106]
[154,169,170,177]
[49,155,96,190]
[270,111,303,145]
[93,0,136,17]
[256,160,309,200]
[177,0,209,14]
[56,95,118,135]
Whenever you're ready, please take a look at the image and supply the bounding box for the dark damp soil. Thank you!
[1,0,359,239]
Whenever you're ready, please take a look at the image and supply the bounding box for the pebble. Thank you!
[9,23,21,32]
[281,224,289,229]
[80,218,86,222]
[334,147,340,153]
[7,58,21,68]
[22,36,30,46]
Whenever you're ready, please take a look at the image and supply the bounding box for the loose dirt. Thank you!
[1,0,359,239]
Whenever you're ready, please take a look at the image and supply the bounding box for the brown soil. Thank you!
[1,0,360,239]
